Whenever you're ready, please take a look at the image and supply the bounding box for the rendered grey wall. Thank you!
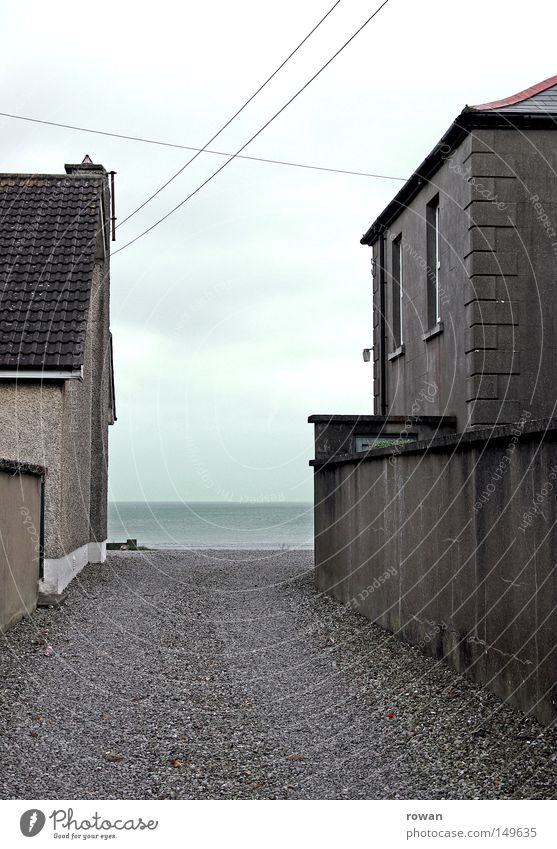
[60,337,92,557]
[488,127,557,424]
[58,169,113,557]
[0,382,64,558]
[88,261,111,547]
[371,134,473,426]
[59,258,112,555]
[464,128,557,426]
[314,424,557,726]
[0,469,42,632]
[0,376,94,561]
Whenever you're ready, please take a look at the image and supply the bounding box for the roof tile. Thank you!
[0,173,103,369]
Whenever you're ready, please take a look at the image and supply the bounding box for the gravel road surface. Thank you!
[1,550,555,799]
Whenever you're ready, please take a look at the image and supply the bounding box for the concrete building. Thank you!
[0,158,116,597]
[363,74,557,430]
[310,77,557,725]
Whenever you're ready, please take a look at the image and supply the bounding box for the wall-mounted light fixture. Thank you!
[362,348,371,362]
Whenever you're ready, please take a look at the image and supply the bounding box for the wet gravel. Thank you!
[0,549,556,799]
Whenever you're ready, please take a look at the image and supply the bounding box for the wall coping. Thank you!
[0,457,46,476]
[308,414,457,426]
[310,416,555,468]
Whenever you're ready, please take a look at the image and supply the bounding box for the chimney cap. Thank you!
[65,156,106,175]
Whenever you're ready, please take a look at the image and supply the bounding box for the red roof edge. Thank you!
[470,74,557,111]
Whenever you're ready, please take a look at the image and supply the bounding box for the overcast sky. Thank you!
[1,0,554,502]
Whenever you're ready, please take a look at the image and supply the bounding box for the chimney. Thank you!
[65,155,106,175]
[64,156,114,246]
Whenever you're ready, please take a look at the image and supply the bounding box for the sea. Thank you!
[108,501,314,549]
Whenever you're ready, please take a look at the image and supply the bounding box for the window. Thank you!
[391,235,403,349]
[426,196,441,327]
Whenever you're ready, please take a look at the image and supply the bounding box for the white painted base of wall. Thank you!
[40,540,108,595]
[88,540,107,564]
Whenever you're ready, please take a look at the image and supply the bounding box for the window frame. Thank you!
[391,234,403,350]
[426,195,441,329]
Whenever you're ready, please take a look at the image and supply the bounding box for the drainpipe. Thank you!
[378,231,387,415]
[39,475,45,580]
[109,171,117,241]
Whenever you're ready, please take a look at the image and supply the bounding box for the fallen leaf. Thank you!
[103,751,124,763]
[287,755,305,762]
[386,711,396,719]
[30,731,38,738]
[170,758,183,768]
[43,645,54,657]
[101,713,110,721]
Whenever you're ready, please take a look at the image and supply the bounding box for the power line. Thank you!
[113,0,392,256]
[118,0,344,227]
[0,109,405,183]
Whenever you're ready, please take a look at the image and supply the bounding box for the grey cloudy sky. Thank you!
[1,0,554,502]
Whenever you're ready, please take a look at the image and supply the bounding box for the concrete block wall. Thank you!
[309,414,457,460]
[312,419,557,726]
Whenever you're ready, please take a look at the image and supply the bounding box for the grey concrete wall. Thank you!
[60,337,92,557]
[59,246,112,555]
[371,134,473,426]
[0,382,64,558]
[313,420,557,726]
[59,166,113,555]
[0,370,94,561]
[0,467,42,632]
[59,259,112,555]
[309,414,457,460]
[88,261,111,547]
[467,128,557,426]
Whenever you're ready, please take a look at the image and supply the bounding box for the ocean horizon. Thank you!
[108,501,314,549]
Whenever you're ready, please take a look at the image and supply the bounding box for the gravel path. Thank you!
[1,550,556,799]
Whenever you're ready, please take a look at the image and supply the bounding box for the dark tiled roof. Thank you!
[0,173,103,369]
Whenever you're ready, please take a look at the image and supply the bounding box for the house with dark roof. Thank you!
[309,77,557,725]
[0,157,116,597]
[361,74,557,430]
